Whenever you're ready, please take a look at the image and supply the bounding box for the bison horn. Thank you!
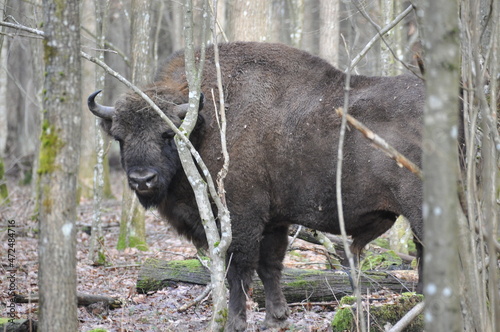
[173,93,205,119]
[173,103,189,119]
[88,90,115,120]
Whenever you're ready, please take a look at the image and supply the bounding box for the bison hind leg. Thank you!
[350,210,399,256]
[257,224,290,329]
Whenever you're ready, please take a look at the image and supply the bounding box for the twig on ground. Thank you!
[178,284,213,312]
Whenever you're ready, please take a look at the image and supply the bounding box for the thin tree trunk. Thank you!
[228,0,269,42]
[38,0,82,330]
[88,0,110,264]
[118,0,154,251]
[179,1,231,330]
[319,0,339,66]
[421,0,462,330]
[0,2,8,204]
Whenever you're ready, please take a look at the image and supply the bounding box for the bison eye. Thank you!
[161,131,175,140]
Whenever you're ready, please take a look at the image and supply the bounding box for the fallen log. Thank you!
[0,319,38,332]
[13,292,122,309]
[137,259,416,306]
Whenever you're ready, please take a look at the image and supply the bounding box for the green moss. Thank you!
[0,158,9,204]
[20,168,32,185]
[214,307,228,327]
[41,184,53,214]
[339,296,356,306]
[117,234,148,251]
[168,259,203,269]
[37,119,64,175]
[407,239,416,255]
[331,294,424,332]
[87,329,108,332]
[367,294,424,331]
[332,306,354,331]
[372,238,390,249]
[42,39,57,64]
[360,250,402,271]
[93,248,108,266]
[286,279,310,288]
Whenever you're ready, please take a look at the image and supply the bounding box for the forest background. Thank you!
[0,0,499,331]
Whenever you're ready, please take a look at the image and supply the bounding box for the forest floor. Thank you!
[1,170,417,332]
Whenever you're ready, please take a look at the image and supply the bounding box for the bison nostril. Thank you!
[128,170,158,191]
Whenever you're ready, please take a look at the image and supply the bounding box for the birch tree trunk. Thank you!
[421,0,462,330]
[178,1,231,329]
[38,0,82,330]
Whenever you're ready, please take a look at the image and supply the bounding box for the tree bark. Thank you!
[421,0,462,330]
[178,2,231,329]
[117,0,154,251]
[319,0,339,66]
[38,0,82,330]
[228,0,271,42]
[136,259,415,306]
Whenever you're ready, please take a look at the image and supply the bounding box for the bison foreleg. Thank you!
[225,232,261,332]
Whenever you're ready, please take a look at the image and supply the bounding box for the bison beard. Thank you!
[88,42,425,332]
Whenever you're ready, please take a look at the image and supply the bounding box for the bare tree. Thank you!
[0,1,8,203]
[88,0,111,264]
[420,0,462,330]
[457,0,500,330]
[228,0,272,41]
[4,0,41,177]
[179,1,231,329]
[37,0,82,330]
[319,0,339,66]
[117,0,154,251]
[79,1,113,203]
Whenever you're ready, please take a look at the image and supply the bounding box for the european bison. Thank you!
[88,42,424,331]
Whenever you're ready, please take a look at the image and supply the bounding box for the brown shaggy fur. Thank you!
[91,42,424,332]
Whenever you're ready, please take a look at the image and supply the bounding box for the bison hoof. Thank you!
[225,318,247,332]
[263,305,290,329]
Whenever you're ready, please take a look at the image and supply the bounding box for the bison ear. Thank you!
[173,93,205,119]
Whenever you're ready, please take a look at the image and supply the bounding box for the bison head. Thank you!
[88,86,204,208]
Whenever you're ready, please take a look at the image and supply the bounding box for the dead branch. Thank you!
[335,107,423,179]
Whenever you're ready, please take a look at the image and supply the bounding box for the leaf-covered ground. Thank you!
[1,171,416,331]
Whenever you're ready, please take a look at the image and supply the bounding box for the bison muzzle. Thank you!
[88,42,424,331]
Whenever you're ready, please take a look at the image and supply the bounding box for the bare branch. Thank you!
[349,4,417,76]
[0,20,44,36]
